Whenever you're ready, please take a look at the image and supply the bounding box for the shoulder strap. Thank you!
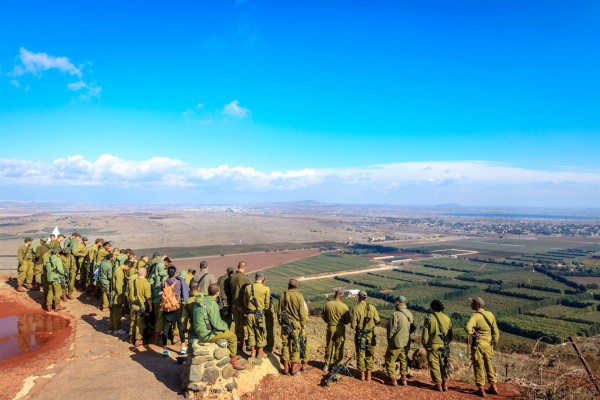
[398,309,412,323]
[251,284,260,309]
[362,304,371,331]
[197,271,209,286]
[431,312,448,341]
[202,296,213,330]
[477,311,495,332]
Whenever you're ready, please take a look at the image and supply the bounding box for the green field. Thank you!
[500,314,593,340]
[483,270,571,290]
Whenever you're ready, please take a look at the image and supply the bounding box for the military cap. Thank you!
[50,247,60,254]
[359,290,368,297]
[289,278,300,288]
[82,236,88,241]
[95,238,104,244]
[199,260,208,268]
[152,252,161,258]
[40,237,48,243]
[58,234,65,238]
[226,267,234,274]
[334,289,344,296]
[24,237,33,242]
[396,295,407,303]
[255,271,264,279]
[63,247,72,253]
[470,297,485,307]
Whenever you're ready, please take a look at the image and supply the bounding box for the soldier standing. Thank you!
[244,272,270,357]
[108,259,130,334]
[16,237,34,292]
[465,297,500,398]
[127,267,152,347]
[48,234,65,251]
[351,290,380,381]
[321,289,351,373]
[98,252,114,312]
[384,296,414,386]
[229,261,252,349]
[85,238,103,292]
[192,260,216,294]
[60,247,76,301]
[278,278,308,376]
[33,237,50,291]
[217,267,234,327]
[148,254,168,344]
[45,248,66,311]
[73,237,88,289]
[423,300,453,392]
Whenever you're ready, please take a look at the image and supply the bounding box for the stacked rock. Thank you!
[181,339,241,399]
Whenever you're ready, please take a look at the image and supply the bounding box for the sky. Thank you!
[0,0,599,207]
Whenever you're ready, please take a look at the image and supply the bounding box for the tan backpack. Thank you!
[160,282,180,312]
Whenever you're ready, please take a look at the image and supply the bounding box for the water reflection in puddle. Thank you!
[0,313,70,362]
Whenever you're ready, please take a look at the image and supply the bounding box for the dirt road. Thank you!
[298,264,391,281]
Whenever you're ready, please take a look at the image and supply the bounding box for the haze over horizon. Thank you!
[1,1,598,208]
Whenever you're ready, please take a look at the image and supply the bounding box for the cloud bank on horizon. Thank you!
[0,155,597,207]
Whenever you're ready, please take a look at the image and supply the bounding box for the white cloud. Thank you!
[10,79,20,88]
[222,100,250,118]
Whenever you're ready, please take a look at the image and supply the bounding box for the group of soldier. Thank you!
[16,234,501,398]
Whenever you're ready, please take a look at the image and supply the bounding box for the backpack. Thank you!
[160,281,180,312]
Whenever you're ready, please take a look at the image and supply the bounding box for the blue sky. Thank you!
[0,0,599,207]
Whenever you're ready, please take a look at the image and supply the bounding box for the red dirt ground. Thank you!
[172,249,321,277]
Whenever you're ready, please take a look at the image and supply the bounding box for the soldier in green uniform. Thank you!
[127,267,152,346]
[41,242,53,301]
[243,272,271,358]
[98,252,114,311]
[60,247,76,301]
[181,281,201,341]
[351,290,380,381]
[423,299,453,392]
[85,238,103,292]
[108,258,130,334]
[16,237,34,292]
[33,238,50,291]
[148,254,168,344]
[465,297,500,398]
[73,237,88,289]
[278,278,308,376]
[193,283,246,370]
[321,289,351,372]
[384,296,414,386]
[48,234,65,251]
[45,248,66,311]
[217,267,234,328]
[229,261,252,348]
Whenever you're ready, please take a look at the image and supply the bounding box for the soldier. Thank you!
[128,267,152,347]
[96,241,111,268]
[384,296,414,386]
[278,278,308,376]
[68,233,80,252]
[181,280,201,342]
[193,283,246,370]
[351,290,380,381]
[48,234,65,251]
[73,236,88,289]
[217,267,235,327]
[465,297,500,398]
[60,247,76,301]
[423,300,453,392]
[85,238,103,292]
[321,289,351,373]
[33,237,50,290]
[243,271,270,358]
[113,248,128,268]
[185,268,195,285]
[98,252,115,312]
[108,258,130,334]
[16,237,34,292]
[229,261,252,348]
[192,260,216,294]
[148,254,168,344]
[45,248,66,311]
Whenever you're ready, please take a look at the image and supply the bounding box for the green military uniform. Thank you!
[85,243,101,288]
[217,272,233,327]
[322,298,351,368]
[98,258,114,309]
[384,303,414,380]
[34,242,50,287]
[423,311,453,384]
[182,294,201,338]
[265,296,276,353]
[148,257,167,335]
[108,265,126,331]
[351,300,380,372]
[69,237,79,252]
[229,270,252,342]
[243,281,271,350]
[48,239,61,251]
[465,309,499,388]
[128,276,151,342]
[46,254,65,308]
[193,295,238,357]
[73,241,88,285]
[278,288,308,364]
[60,252,77,297]
[17,243,34,287]
[95,246,108,269]
[41,251,52,300]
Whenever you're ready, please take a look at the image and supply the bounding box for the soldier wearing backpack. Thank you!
[160,265,188,357]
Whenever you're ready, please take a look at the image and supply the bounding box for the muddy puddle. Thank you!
[0,313,71,362]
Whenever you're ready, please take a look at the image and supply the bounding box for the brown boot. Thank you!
[290,363,301,376]
[390,377,398,387]
[366,370,372,381]
[257,347,266,358]
[283,361,290,375]
[434,383,443,392]
[25,284,33,290]
[55,304,66,311]
[67,294,74,300]
[230,355,246,370]
[400,375,408,386]
[44,305,52,312]
[250,346,256,357]
[134,340,143,347]
[16,285,26,293]
[488,384,498,395]
[360,371,365,381]
[442,381,449,392]
[61,294,68,302]
[477,386,487,397]
[172,335,181,344]
[301,363,312,371]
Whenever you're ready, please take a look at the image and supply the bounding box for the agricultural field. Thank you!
[502,287,564,299]
[483,269,571,290]
[567,276,600,287]
[414,258,516,273]
[406,265,464,278]
[500,314,594,340]
[528,304,600,323]
[441,292,534,315]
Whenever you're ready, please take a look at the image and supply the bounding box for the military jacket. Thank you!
[464,308,499,345]
[96,247,108,265]
[387,304,414,348]
[229,271,252,307]
[88,244,100,267]
[69,239,79,252]
[127,277,151,310]
[98,259,113,287]
[244,282,270,311]
[35,244,50,264]
[113,266,125,295]
[322,299,351,326]
[278,288,308,327]
[46,255,65,283]
[60,254,76,270]
[193,295,228,341]
[423,311,453,349]
[217,273,231,306]
[148,259,167,302]
[48,239,62,251]
[18,244,33,264]
[114,254,128,269]
[73,243,87,263]
[182,295,201,335]
[351,301,380,332]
